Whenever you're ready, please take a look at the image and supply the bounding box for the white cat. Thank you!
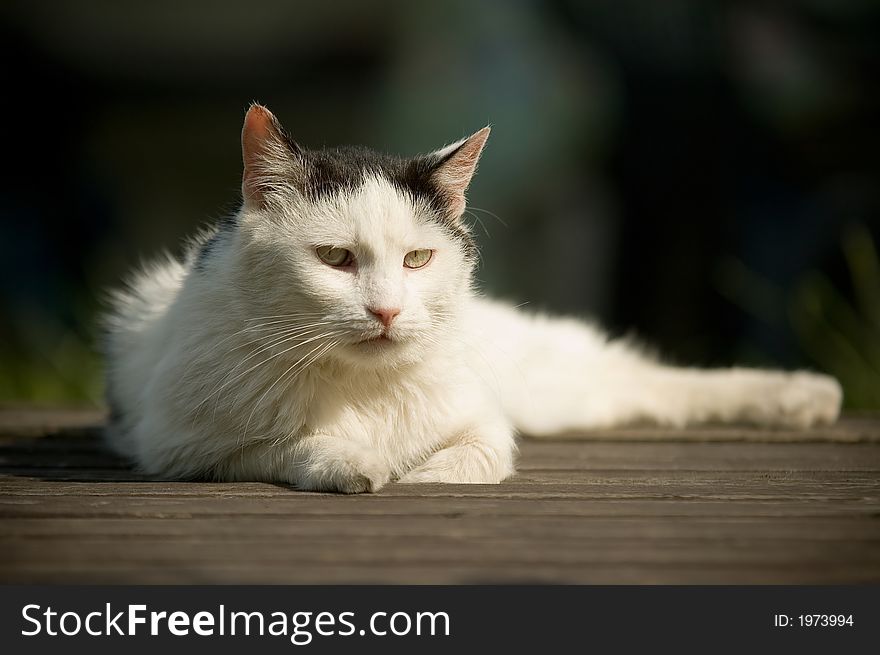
[102,104,842,493]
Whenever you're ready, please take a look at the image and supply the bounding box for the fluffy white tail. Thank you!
[464,298,842,434]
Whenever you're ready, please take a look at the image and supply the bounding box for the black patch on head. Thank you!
[295,146,477,262]
[298,147,439,206]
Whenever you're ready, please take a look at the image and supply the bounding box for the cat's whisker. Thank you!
[181,318,332,382]
[227,322,336,358]
[225,337,334,430]
[191,323,337,422]
[222,329,345,416]
[219,322,336,371]
[241,337,342,443]
[242,317,328,332]
[194,329,343,417]
[463,210,491,240]
[468,204,509,228]
[282,338,341,391]
[245,312,329,324]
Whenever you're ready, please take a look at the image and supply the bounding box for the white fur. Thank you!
[104,170,842,493]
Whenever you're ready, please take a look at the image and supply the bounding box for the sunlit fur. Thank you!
[104,172,515,492]
[103,116,843,493]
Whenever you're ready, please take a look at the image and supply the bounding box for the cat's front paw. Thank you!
[299,445,391,494]
[397,466,462,484]
[772,372,843,429]
[398,443,512,484]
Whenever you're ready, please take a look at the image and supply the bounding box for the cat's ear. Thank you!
[241,104,303,208]
[428,126,490,219]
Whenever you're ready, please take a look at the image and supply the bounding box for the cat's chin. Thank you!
[356,335,394,346]
[331,337,425,369]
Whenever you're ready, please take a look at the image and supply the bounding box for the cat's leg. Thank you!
[220,433,391,493]
[397,418,516,484]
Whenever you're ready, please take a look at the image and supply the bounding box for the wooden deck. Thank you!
[1,408,879,584]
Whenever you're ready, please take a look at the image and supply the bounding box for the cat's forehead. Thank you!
[305,176,444,248]
[302,146,446,213]
[283,145,477,259]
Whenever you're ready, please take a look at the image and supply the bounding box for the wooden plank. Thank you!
[1,494,877,520]
[0,407,105,437]
[0,484,876,506]
[3,440,880,472]
[2,470,878,494]
[546,414,880,443]
[4,562,877,585]
[3,516,879,541]
[3,533,877,567]
[2,534,877,587]
[0,408,878,584]
[517,441,880,471]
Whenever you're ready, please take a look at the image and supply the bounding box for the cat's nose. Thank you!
[367,307,401,329]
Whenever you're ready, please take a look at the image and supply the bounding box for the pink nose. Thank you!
[368,307,401,329]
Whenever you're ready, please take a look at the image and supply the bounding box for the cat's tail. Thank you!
[463,297,842,435]
[462,297,655,435]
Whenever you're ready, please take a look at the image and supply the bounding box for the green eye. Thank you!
[403,249,433,269]
[316,246,353,267]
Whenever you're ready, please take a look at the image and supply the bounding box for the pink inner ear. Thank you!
[242,105,274,152]
[241,105,279,205]
[433,127,490,218]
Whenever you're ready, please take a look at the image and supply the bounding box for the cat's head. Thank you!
[229,104,488,369]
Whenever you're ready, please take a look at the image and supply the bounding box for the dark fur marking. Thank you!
[294,146,478,262]
[194,214,239,272]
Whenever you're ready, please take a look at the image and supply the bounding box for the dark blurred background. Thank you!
[1,0,878,408]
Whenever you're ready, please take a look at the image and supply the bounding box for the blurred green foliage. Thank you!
[0,301,103,406]
[790,225,880,409]
[0,344,102,406]
[718,225,880,410]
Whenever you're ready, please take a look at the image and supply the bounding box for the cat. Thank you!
[102,104,843,493]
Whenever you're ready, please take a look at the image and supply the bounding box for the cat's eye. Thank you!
[403,249,433,269]
[316,246,354,267]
